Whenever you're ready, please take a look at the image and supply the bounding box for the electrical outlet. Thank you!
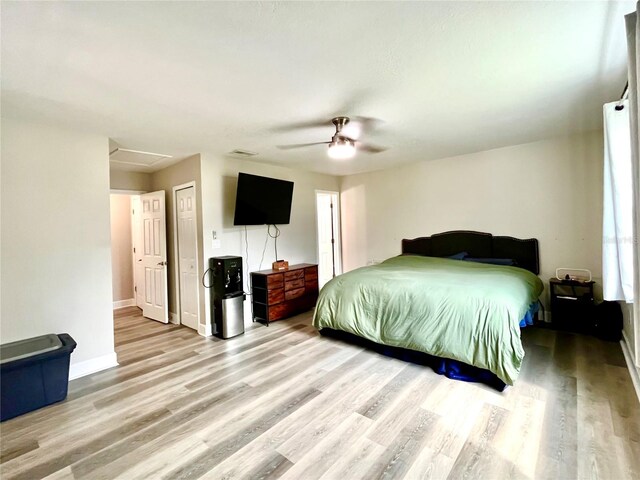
[212,230,217,240]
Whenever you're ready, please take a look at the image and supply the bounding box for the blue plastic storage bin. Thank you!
[1,333,77,421]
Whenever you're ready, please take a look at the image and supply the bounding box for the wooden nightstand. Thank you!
[549,278,595,333]
[251,264,319,325]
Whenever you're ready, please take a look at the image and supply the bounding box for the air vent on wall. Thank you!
[109,148,172,167]
[229,149,258,157]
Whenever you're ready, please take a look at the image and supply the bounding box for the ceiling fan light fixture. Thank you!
[327,137,356,160]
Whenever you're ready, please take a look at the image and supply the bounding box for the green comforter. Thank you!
[313,255,543,385]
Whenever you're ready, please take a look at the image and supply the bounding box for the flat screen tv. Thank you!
[233,173,294,225]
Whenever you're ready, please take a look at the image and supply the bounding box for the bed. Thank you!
[312,231,544,389]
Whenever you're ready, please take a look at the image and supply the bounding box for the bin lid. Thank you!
[0,334,63,365]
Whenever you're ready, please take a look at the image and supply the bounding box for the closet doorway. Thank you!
[315,191,342,288]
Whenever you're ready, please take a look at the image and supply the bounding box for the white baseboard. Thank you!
[621,332,640,404]
[198,323,213,337]
[169,312,179,325]
[69,352,119,380]
[113,298,136,309]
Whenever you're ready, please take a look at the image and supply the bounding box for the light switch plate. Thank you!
[212,239,221,249]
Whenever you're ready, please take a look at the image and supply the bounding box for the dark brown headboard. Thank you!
[402,230,539,274]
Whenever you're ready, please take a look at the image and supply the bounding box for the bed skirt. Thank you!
[318,328,508,391]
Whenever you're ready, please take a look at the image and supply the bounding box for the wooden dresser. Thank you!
[251,264,319,324]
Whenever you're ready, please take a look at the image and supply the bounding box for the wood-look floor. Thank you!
[1,306,639,480]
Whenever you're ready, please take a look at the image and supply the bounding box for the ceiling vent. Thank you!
[229,149,258,157]
[109,148,172,167]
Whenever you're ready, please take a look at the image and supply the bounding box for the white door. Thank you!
[316,191,342,288]
[140,191,168,323]
[176,187,199,330]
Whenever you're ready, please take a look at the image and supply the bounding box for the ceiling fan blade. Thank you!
[353,116,384,132]
[358,142,388,154]
[271,119,333,133]
[277,141,330,150]
[341,116,384,140]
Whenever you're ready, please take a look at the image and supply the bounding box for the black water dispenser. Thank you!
[209,256,245,339]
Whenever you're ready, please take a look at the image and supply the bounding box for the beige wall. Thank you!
[110,168,152,192]
[150,155,203,320]
[340,131,604,308]
[110,194,134,302]
[199,154,341,331]
[1,117,116,375]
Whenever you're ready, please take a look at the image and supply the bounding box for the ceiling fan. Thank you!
[277,116,387,160]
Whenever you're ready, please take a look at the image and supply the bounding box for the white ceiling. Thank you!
[1,1,634,176]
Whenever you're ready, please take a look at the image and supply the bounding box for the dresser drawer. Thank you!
[285,287,305,301]
[268,288,284,304]
[268,303,292,321]
[285,278,305,291]
[305,266,318,280]
[284,269,304,282]
[305,278,319,292]
[267,274,284,289]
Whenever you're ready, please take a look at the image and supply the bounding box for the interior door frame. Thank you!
[314,190,343,282]
[172,181,200,328]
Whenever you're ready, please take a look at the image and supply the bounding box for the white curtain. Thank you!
[603,101,634,302]
[624,4,639,365]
